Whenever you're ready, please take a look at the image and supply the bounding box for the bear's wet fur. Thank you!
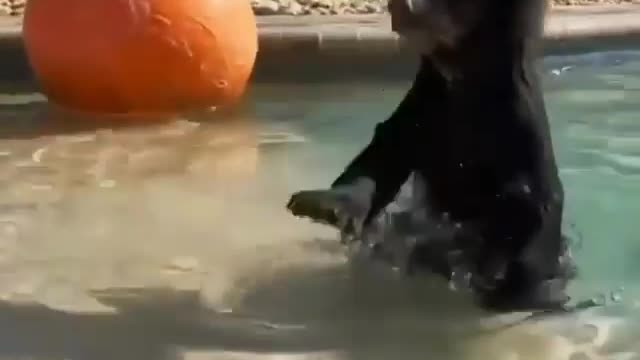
[287,0,577,312]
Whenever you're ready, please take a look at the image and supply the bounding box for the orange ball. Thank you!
[23,0,258,115]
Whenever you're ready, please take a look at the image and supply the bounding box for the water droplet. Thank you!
[550,66,574,76]
[610,286,625,303]
[215,80,229,89]
[592,293,607,306]
[449,267,472,292]
[610,291,623,303]
[151,13,172,26]
[31,147,47,163]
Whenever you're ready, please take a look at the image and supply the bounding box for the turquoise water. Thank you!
[546,51,640,288]
[0,50,638,359]
[251,50,640,292]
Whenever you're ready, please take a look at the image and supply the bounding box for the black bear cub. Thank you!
[287,0,577,312]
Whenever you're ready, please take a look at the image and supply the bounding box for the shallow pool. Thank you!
[0,50,639,360]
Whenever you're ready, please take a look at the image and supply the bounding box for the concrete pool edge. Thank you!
[252,6,640,81]
[1,5,640,83]
[255,6,640,54]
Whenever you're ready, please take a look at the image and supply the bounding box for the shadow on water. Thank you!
[0,262,483,360]
[0,100,156,140]
[1,260,637,360]
[0,95,259,141]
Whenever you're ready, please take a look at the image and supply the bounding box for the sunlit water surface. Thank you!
[0,51,639,360]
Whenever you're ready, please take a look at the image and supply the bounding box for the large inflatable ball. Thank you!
[23,0,258,115]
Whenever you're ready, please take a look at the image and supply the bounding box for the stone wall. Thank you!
[252,0,387,15]
[1,0,638,17]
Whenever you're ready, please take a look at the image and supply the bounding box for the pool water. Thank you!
[0,51,639,360]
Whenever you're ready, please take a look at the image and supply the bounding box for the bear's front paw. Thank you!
[286,187,370,237]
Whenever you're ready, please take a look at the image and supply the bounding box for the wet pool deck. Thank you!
[1,5,640,82]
